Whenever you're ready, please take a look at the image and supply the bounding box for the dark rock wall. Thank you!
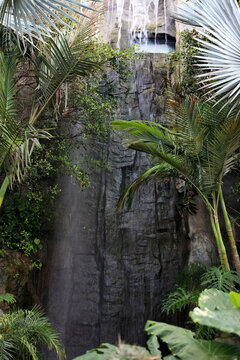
[38,53,190,360]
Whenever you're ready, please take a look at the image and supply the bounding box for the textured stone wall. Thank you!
[36,1,215,359]
[38,52,192,359]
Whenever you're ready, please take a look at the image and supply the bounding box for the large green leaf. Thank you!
[190,289,240,336]
[73,344,117,360]
[73,343,153,360]
[145,320,240,360]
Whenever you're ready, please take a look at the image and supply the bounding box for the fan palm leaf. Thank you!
[0,0,97,47]
[176,0,240,112]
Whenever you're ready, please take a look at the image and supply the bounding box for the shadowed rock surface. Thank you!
[36,2,215,358]
[38,52,191,359]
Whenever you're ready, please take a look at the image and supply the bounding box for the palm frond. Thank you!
[167,96,208,156]
[34,33,101,120]
[112,120,197,187]
[112,120,175,149]
[177,0,240,111]
[118,163,174,211]
[0,306,66,359]
[0,333,15,360]
[0,0,97,47]
[201,117,240,192]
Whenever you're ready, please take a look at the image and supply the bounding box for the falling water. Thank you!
[116,0,124,48]
[154,0,159,46]
[164,0,167,42]
[114,0,174,53]
[114,0,160,49]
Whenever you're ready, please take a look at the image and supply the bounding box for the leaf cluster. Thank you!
[112,95,240,210]
[162,264,240,316]
[0,306,65,359]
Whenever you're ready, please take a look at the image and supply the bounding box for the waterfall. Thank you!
[113,0,174,54]
[115,0,160,48]
[164,0,167,43]
[116,0,124,48]
[154,0,159,46]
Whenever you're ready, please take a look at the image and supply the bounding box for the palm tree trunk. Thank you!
[211,196,231,271]
[0,176,9,208]
[219,187,240,274]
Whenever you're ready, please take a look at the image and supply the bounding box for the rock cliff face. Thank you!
[38,1,215,359]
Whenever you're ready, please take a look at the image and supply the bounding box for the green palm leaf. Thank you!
[118,163,174,210]
[0,306,66,359]
[177,0,240,112]
[0,0,97,46]
[201,117,240,192]
[34,28,100,120]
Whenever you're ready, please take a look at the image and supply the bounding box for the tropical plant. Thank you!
[0,306,65,359]
[0,293,15,303]
[145,289,240,360]
[0,15,102,208]
[112,96,240,273]
[0,0,96,48]
[162,265,240,316]
[74,289,240,360]
[73,336,175,360]
[0,51,52,208]
[176,0,240,113]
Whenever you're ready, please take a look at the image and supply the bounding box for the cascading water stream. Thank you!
[164,0,167,42]
[114,0,174,53]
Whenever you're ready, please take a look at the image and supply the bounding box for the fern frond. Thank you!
[201,266,240,292]
[175,263,207,291]
[161,287,199,315]
[0,293,15,304]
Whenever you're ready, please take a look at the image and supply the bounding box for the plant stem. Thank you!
[0,176,9,208]
[219,186,240,274]
[212,194,230,271]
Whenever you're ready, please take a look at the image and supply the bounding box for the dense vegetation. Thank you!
[0,0,240,359]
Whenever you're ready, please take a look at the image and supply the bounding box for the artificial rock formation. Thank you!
[37,1,215,358]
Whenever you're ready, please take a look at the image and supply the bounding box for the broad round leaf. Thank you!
[190,289,240,336]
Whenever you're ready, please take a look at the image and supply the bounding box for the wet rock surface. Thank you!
[38,54,190,359]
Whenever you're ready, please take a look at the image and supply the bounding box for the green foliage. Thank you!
[0,306,65,359]
[169,30,203,96]
[74,337,173,360]
[0,293,16,304]
[0,190,54,256]
[76,289,240,360]
[201,266,240,292]
[162,265,240,316]
[162,287,199,316]
[191,289,240,336]
[74,343,155,360]
[145,319,240,360]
